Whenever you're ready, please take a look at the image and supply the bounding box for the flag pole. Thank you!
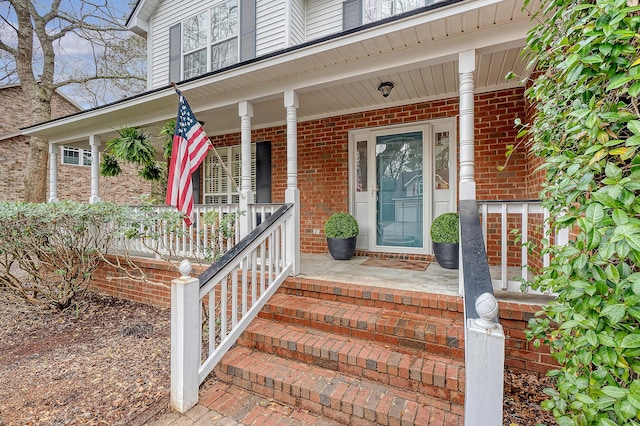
[169,82,243,198]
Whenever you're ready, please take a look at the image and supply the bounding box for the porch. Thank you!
[298,253,552,305]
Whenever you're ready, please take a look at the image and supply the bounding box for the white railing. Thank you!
[117,203,283,260]
[477,200,568,293]
[170,204,295,413]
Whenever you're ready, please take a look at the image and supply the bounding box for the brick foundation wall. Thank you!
[500,301,556,375]
[90,256,207,308]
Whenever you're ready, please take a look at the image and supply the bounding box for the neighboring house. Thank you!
[22,0,541,260]
[0,84,154,204]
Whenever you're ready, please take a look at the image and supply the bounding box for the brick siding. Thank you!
[211,87,537,254]
[0,85,155,203]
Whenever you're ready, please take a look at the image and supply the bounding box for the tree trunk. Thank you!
[24,136,50,202]
[22,83,53,203]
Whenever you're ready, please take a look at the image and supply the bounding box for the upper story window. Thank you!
[61,146,92,167]
[363,0,424,23]
[183,0,239,80]
[344,0,438,31]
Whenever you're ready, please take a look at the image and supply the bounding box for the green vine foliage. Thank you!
[522,0,640,424]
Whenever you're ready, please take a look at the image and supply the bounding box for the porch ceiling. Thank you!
[23,0,538,147]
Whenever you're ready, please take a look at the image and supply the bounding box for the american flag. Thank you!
[166,91,212,226]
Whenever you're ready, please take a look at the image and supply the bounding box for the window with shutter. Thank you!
[203,143,260,204]
[177,0,254,81]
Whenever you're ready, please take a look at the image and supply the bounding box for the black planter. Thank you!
[433,242,459,270]
[327,237,357,260]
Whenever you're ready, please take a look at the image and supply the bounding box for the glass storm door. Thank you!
[374,131,424,249]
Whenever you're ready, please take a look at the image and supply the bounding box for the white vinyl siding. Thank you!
[289,0,306,46]
[306,0,343,41]
[256,1,286,56]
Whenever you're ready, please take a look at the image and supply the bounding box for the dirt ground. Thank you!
[0,290,556,425]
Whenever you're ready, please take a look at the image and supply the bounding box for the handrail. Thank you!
[197,203,294,383]
[460,199,505,426]
[170,203,295,412]
[460,200,495,320]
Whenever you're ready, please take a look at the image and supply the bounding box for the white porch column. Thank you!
[284,90,300,275]
[459,50,476,201]
[89,135,102,204]
[459,50,476,296]
[239,101,255,238]
[48,143,59,202]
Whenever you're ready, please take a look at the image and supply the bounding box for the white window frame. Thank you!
[182,0,239,80]
[363,0,426,23]
[61,146,92,167]
[203,144,256,204]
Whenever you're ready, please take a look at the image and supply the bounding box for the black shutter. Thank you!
[169,23,181,83]
[343,0,362,31]
[239,0,256,62]
[255,141,271,203]
[192,168,201,204]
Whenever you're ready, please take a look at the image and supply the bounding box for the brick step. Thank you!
[238,317,465,403]
[281,277,464,320]
[215,346,463,426]
[259,292,465,359]
[199,381,341,425]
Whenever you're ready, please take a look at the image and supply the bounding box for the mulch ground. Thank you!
[0,290,556,425]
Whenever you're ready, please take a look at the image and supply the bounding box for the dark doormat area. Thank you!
[360,258,429,271]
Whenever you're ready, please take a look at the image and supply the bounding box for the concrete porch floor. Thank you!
[298,253,459,295]
[298,253,553,304]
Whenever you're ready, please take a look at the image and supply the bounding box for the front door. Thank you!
[350,119,456,255]
[374,130,425,249]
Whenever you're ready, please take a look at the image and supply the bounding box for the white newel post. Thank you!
[284,90,300,275]
[465,293,505,426]
[89,135,101,203]
[458,49,476,296]
[239,101,255,238]
[170,260,200,413]
[48,143,59,202]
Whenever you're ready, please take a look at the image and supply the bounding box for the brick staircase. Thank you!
[206,277,466,425]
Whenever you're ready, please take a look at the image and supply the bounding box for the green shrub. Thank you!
[517,0,640,424]
[324,213,359,239]
[430,212,459,244]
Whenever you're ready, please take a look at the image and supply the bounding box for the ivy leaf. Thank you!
[601,304,626,324]
[628,121,640,136]
[586,203,605,223]
[628,394,640,409]
[629,81,640,97]
[621,334,640,349]
[602,386,628,400]
[612,209,628,225]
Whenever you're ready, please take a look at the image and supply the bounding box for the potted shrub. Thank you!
[430,212,459,269]
[324,212,359,260]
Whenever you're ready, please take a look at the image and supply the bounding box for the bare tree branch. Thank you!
[0,0,146,202]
